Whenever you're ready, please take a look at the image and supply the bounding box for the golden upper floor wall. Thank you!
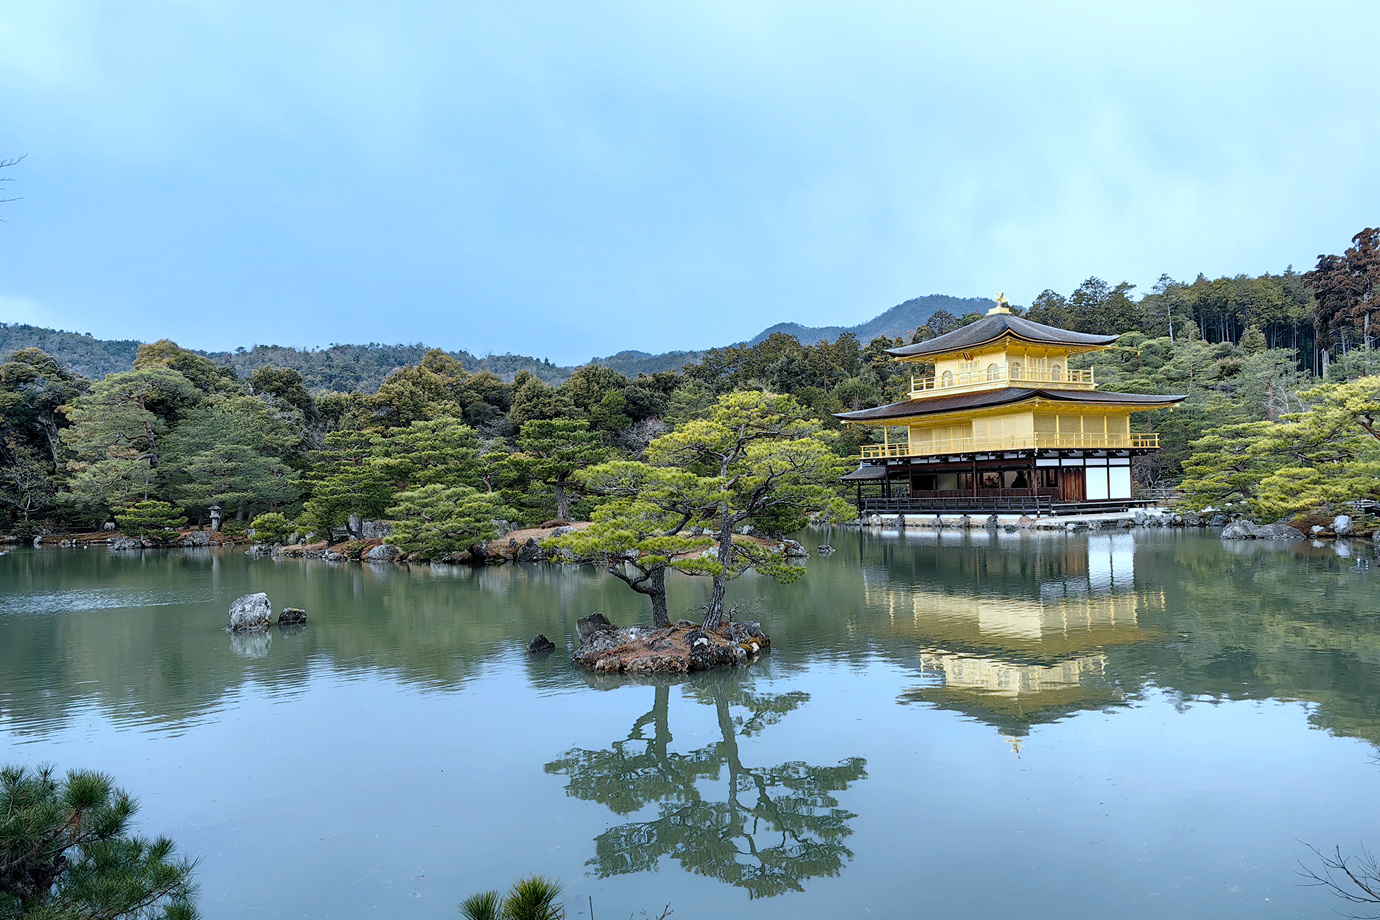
[917,346,1095,397]
[857,404,1155,459]
[887,305,1117,399]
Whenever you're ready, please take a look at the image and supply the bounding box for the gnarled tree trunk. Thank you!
[703,503,736,631]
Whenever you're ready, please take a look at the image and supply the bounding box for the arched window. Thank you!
[1009,362,1022,380]
[1050,364,1063,381]
[940,370,953,387]
[987,363,1000,381]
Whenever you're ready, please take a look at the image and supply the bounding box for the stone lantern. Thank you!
[209,505,223,532]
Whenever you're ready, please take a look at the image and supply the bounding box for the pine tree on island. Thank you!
[549,391,850,634]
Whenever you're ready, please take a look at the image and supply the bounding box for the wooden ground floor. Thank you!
[844,449,1150,514]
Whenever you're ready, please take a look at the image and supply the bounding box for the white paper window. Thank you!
[1086,466,1109,500]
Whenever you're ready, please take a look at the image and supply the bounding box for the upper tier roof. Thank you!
[834,387,1186,423]
[885,311,1119,359]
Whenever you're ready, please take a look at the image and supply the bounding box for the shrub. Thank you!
[248,512,293,545]
[217,518,248,538]
[114,502,187,544]
[338,540,367,561]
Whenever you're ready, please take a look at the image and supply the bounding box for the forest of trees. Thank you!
[1,228,1378,541]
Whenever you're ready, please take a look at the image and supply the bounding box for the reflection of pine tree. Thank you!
[544,678,866,899]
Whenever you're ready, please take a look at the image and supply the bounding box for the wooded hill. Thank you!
[0,293,982,393]
[0,327,572,392]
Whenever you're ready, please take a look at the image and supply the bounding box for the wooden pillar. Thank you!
[1030,454,1038,517]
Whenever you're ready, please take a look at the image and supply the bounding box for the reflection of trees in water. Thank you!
[545,678,866,899]
[0,549,649,733]
[8,534,1380,750]
[1121,538,1380,745]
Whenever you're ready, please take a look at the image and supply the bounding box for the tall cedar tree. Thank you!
[1305,228,1380,370]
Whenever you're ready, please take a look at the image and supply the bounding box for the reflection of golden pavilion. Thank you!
[875,535,1165,736]
[908,651,1117,729]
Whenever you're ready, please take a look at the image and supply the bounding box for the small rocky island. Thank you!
[567,612,770,674]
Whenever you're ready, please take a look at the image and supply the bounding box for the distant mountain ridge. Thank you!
[0,292,999,391]
[747,294,996,346]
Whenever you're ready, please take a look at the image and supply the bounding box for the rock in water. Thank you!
[515,538,544,564]
[109,537,142,551]
[527,634,557,654]
[278,607,308,625]
[1220,520,1258,540]
[365,543,400,563]
[1333,514,1353,535]
[816,544,835,555]
[228,593,273,631]
[1254,523,1305,541]
[577,612,616,643]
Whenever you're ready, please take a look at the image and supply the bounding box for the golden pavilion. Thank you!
[836,299,1186,514]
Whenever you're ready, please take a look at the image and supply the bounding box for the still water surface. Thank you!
[2,531,1379,918]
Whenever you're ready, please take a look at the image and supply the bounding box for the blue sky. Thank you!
[2,1,1377,365]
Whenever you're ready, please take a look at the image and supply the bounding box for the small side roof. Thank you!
[834,387,1187,423]
[840,463,888,481]
[886,312,1119,360]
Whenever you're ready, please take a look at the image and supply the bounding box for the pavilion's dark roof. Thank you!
[886,313,1119,359]
[834,387,1187,423]
[841,463,889,481]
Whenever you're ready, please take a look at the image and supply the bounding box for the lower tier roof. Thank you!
[834,387,1186,423]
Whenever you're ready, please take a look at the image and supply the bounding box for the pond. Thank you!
[2,530,1379,918]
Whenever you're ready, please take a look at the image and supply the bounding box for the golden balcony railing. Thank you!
[857,432,1159,460]
[909,367,1096,398]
